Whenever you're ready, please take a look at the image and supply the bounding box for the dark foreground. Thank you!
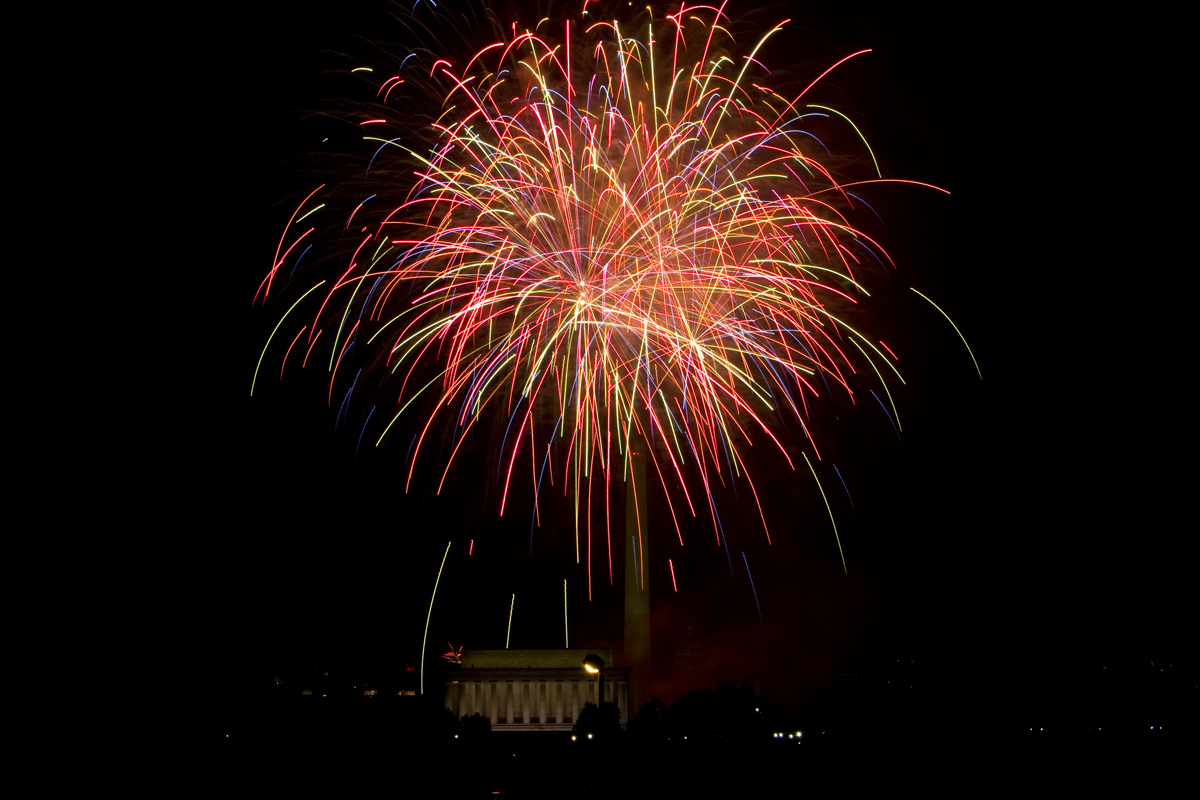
[18,721,1195,799]
[204,732,1191,799]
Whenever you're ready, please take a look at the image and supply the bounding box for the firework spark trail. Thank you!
[911,288,981,379]
[421,541,452,695]
[506,593,515,648]
[742,551,764,631]
[255,3,956,581]
[832,463,856,517]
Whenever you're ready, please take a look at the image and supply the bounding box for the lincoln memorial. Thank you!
[444,649,630,732]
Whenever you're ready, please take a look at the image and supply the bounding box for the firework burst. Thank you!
[252,1,950,581]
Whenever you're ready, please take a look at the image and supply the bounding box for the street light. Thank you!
[583,653,606,710]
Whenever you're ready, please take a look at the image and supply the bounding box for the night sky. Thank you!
[27,0,1192,766]
[205,0,1190,689]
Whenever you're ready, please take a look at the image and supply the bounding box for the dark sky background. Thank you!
[55,0,1189,725]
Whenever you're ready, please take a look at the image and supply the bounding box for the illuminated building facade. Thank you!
[444,649,630,732]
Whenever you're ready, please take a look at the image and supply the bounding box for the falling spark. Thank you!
[911,288,981,379]
[832,463,857,518]
[420,541,451,695]
[506,593,515,648]
[803,453,846,574]
[742,551,764,631]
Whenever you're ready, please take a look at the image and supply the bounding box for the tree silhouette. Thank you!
[459,712,491,739]
[669,682,768,743]
[572,701,621,740]
[627,696,669,743]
